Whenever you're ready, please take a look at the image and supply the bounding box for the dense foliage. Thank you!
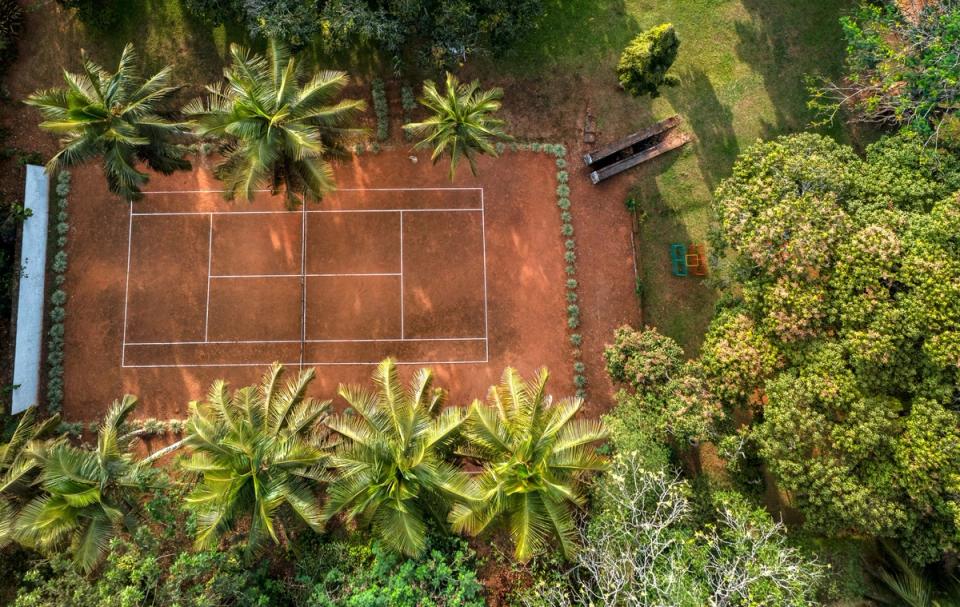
[0,0,22,66]
[522,452,823,607]
[404,72,511,179]
[452,368,607,561]
[616,23,680,98]
[0,408,59,549]
[812,1,960,143]
[183,0,545,66]
[185,40,364,205]
[701,131,960,565]
[24,44,190,200]
[324,359,477,557]
[604,326,723,446]
[14,397,148,572]
[182,364,332,550]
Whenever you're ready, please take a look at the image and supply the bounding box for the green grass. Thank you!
[481,0,855,353]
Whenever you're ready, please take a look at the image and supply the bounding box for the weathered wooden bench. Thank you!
[583,115,690,184]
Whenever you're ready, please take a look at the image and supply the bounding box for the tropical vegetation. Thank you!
[24,43,190,200]
[404,72,512,179]
[185,40,365,205]
[452,367,607,561]
[13,396,148,572]
[324,358,477,557]
[181,363,332,550]
[0,407,59,548]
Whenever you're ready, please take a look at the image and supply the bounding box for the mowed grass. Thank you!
[480,0,854,353]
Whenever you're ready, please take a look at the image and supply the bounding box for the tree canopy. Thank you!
[698,131,960,564]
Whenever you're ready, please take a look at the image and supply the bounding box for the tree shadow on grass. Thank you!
[630,146,717,355]
[499,0,639,73]
[734,0,853,142]
[663,67,739,193]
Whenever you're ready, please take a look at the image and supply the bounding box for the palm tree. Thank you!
[181,363,331,550]
[184,40,365,205]
[0,407,60,548]
[14,396,147,572]
[324,358,478,557]
[404,72,511,179]
[24,43,190,200]
[451,368,607,562]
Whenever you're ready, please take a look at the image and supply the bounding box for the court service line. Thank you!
[208,273,401,279]
[122,359,490,369]
[299,192,308,369]
[120,202,134,367]
[130,208,483,216]
[399,210,404,340]
[124,337,487,346]
[204,214,213,341]
[480,188,490,361]
[140,187,483,194]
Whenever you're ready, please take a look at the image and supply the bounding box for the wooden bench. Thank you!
[583,115,690,184]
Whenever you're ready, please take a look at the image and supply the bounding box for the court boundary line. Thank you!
[121,188,489,368]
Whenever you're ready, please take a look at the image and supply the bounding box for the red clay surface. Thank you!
[64,151,581,420]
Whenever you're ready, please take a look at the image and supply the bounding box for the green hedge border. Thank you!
[46,170,70,413]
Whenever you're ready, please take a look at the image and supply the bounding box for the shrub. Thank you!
[617,23,680,98]
[372,77,389,141]
[294,533,485,606]
[0,0,22,63]
[56,0,121,30]
[603,325,684,393]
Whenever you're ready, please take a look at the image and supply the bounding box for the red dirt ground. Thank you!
[63,150,600,420]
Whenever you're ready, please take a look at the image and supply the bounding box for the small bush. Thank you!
[372,78,389,141]
[617,23,680,98]
[561,224,574,237]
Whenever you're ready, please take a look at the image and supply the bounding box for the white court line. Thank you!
[399,210,404,339]
[209,273,401,279]
[122,359,489,369]
[125,337,487,346]
[120,202,134,366]
[131,208,483,216]
[299,192,307,369]
[480,189,490,363]
[204,214,213,341]
[140,187,483,194]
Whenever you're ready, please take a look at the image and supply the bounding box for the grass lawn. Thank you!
[476,0,855,353]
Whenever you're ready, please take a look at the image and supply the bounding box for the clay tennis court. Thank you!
[64,151,573,419]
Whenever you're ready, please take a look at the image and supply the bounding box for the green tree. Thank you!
[451,368,607,562]
[616,23,680,98]
[14,396,148,572]
[404,72,511,179]
[184,40,365,205]
[0,407,59,548]
[702,131,960,564]
[24,44,190,200]
[324,358,477,557]
[181,363,331,550]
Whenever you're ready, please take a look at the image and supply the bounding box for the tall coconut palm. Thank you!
[24,43,190,200]
[0,407,60,548]
[182,363,332,550]
[404,72,511,179]
[324,358,479,557]
[451,368,608,562]
[15,396,147,572]
[184,40,365,205]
